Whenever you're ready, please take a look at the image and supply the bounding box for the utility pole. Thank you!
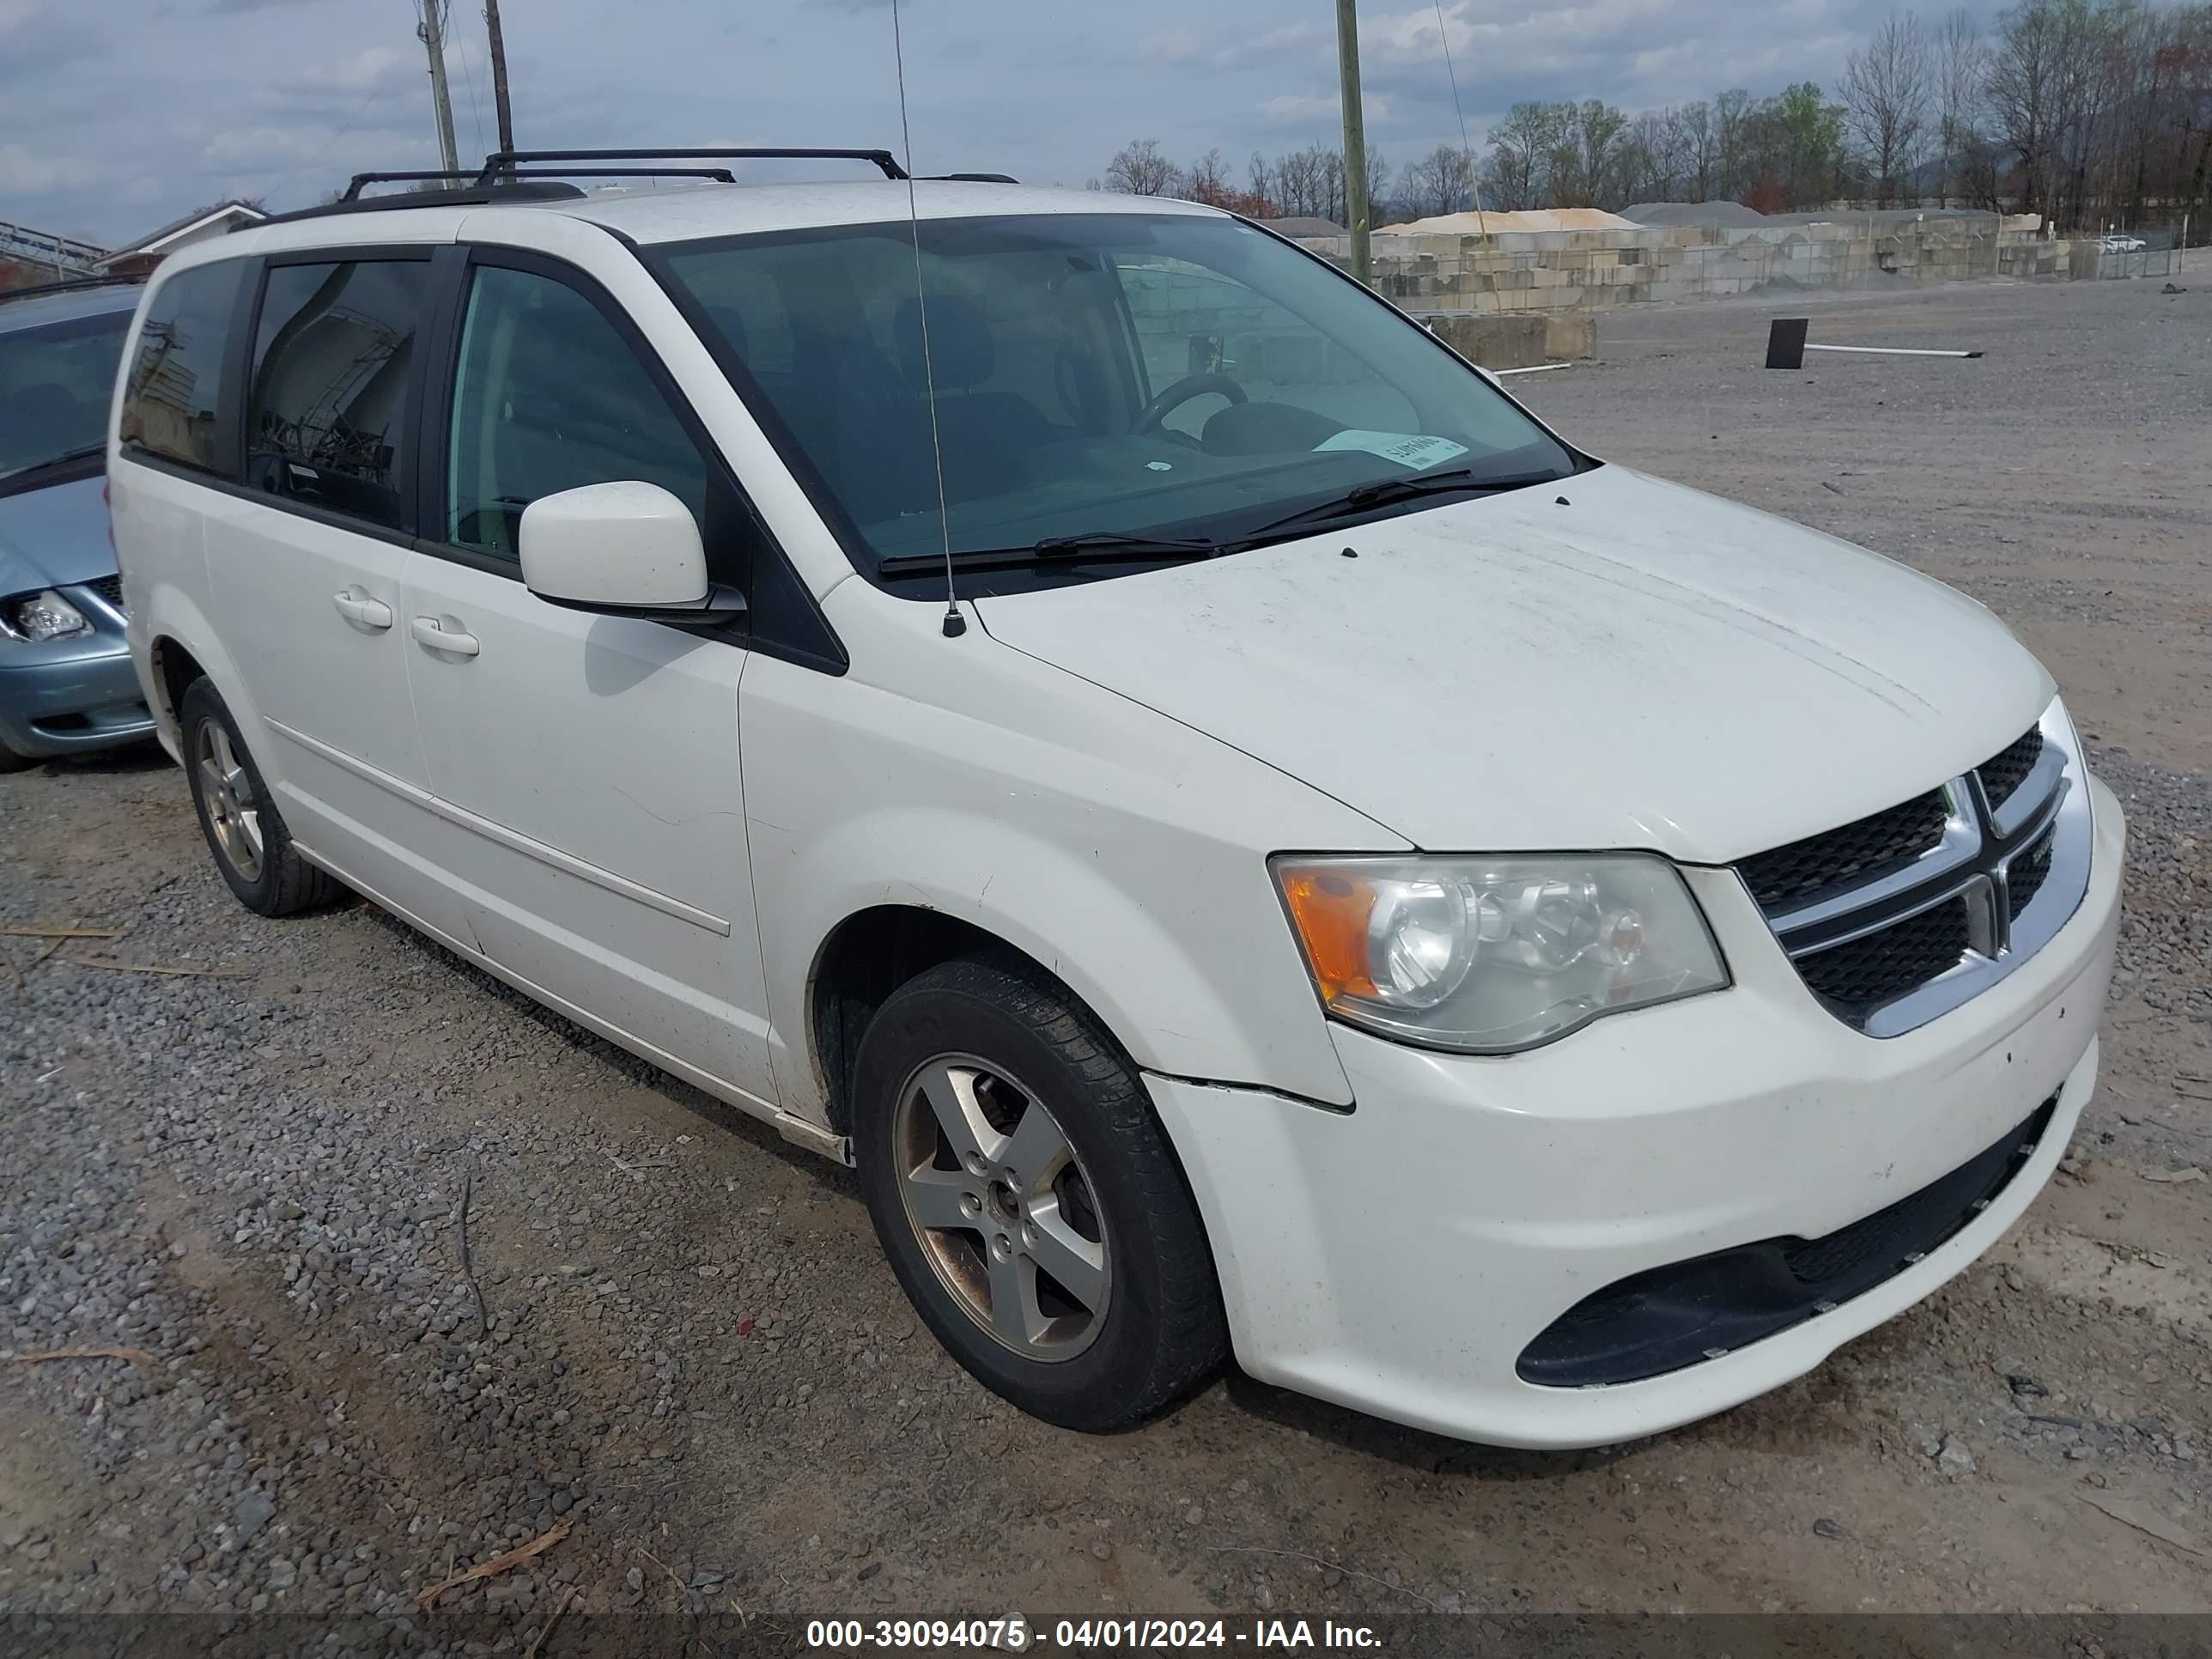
[483,0,515,155]
[416,0,460,175]
[1334,0,1372,287]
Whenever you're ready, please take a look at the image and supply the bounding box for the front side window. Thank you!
[659,212,1577,592]
[0,307,132,487]
[120,260,247,476]
[246,260,430,532]
[445,265,708,562]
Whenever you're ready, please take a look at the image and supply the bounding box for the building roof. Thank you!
[1258,216,1346,238]
[99,200,268,264]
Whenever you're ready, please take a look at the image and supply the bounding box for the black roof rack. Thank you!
[475,147,910,184]
[927,173,1019,184]
[254,144,971,229]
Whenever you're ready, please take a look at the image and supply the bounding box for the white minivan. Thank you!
[110,150,2123,1449]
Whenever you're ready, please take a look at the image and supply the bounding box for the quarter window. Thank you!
[445,265,708,561]
[120,260,247,474]
[246,260,431,532]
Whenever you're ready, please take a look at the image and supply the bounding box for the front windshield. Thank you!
[0,308,133,482]
[658,213,1577,587]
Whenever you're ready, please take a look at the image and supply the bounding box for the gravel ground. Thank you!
[3,275,2208,1648]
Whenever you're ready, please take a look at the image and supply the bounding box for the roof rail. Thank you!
[475,146,910,184]
[927,173,1019,184]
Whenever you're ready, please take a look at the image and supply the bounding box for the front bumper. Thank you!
[0,586,156,761]
[1149,774,2124,1449]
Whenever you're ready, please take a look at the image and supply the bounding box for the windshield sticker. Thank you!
[1313,430,1471,471]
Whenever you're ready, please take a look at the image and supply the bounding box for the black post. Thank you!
[1766,317,1810,370]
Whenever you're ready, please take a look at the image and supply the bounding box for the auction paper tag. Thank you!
[1313,430,1471,470]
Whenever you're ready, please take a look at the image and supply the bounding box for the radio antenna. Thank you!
[890,0,964,639]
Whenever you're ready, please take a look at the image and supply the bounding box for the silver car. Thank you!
[0,276,154,770]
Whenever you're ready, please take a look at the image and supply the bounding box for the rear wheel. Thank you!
[180,678,341,916]
[853,954,1226,1431]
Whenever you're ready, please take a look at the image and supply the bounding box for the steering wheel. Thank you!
[1133,372,1248,434]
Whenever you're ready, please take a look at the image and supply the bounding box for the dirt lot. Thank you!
[3,276,2208,1647]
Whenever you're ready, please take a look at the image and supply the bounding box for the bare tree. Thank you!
[1484,103,1563,209]
[1936,9,1988,206]
[1397,144,1477,217]
[1105,138,1181,196]
[1985,2,2066,217]
[1713,88,1755,198]
[1671,100,1717,199]
[1550,100,1629,206]
[1183,148,1234,206]
[1842,10,1932,206]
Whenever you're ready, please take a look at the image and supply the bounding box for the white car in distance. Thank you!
[108,149,2124,1449]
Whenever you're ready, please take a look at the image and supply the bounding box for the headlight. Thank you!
[1273,854,1729,1053]
[1,589,91,643]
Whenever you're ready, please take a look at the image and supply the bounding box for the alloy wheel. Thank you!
[195,719,263,882]
[891,1054,1111,1361]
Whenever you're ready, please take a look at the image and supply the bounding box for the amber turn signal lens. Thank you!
[1279,867,1378,1002]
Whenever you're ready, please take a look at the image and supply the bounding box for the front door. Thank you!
[398,252,775,1105]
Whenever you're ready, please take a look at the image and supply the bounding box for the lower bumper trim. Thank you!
[1516,1092,2059,1388]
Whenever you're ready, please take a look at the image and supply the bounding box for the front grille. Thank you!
[84,573,125,612]
[1734,716,2080,1036]
[1518,1095,2058,1387]
[1977,727,2044,811]
[1796,897,1971,1016]
[1735,788,1949,912]
[2007,828,2054,921]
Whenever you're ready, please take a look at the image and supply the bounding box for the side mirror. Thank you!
[519,481,745,629]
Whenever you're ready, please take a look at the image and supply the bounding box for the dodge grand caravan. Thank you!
[108,149,2123,1449]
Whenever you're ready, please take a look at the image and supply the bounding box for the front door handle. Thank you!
[332,588,393,629]
[410,615,481,658]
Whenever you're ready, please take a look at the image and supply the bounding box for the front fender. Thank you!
[739,618,1406,1125]
[775,805,1341,1118]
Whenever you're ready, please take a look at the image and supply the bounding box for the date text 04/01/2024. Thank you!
[1052,1620,1382,1650]
[803,1617,1384,1650]
[796,1627,1380,1654]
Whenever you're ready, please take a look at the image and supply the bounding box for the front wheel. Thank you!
[852,955,1227,1431]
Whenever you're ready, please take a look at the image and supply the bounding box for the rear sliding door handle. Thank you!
[410,615,481,657]
[331,589,393,629]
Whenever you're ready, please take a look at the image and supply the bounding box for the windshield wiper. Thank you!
[877,531,1218,579]
[0,444,106,486]
[1241,467,1564,542]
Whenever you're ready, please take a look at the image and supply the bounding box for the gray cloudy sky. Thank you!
[4,0,2009,246]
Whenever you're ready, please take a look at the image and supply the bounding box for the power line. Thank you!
[1432,0,1486,234]
[455,17,488,158]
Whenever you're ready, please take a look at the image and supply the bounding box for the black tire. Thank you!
[0,737,33,774]
[852,953,1227,1431]
[179,678,342,917]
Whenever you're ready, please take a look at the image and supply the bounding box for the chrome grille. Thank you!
[1737,790,1948,912]
[1796,896,1973,1018]
[1736,702,2093,1036]
[1978,728,2044,812]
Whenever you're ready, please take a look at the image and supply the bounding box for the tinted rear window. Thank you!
[246,260,431,532]
[120,260,246,474]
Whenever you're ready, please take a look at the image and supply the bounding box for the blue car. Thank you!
[0,276,155,771]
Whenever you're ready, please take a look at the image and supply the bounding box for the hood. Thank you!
[0,473,115,595]
[974,465,2053,864]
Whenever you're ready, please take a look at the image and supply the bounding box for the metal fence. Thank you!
[2094,246,2176,280]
